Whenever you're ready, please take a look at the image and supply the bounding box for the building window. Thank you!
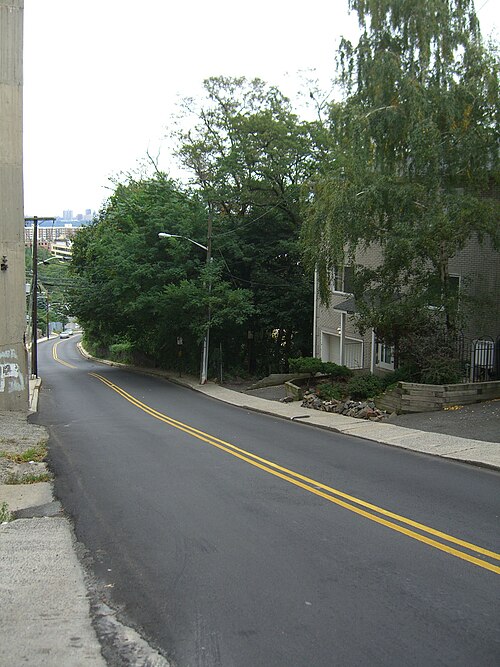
[376,342,394,370]
[332,266,354,294]
[428,274,460,309]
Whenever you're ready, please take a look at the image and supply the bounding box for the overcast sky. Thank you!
[23,0,499,217]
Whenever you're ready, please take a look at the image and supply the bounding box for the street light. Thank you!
[37,256,64,266]
[158,233,208,252]
[158,229,212,384]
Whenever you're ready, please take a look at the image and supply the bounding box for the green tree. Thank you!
[176,77,316,372]
[69,174,254,374]
[302,0,499,363]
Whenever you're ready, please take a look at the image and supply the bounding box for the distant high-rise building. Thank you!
[63,209,73,220]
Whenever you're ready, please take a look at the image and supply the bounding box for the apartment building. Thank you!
[314,236,500,377]
[50,238,73,261]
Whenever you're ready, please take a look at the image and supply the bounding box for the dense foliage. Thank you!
[71,78,316,377]
[69,1,498,380]
[70,176,254,374]
[175,77,316,372]
[301,0,499,366]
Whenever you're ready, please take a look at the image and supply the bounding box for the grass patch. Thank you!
[1,444,48,464]
[5,472,52,485]
[0,501,11,522]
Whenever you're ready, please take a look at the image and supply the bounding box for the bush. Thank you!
[109,341,133,364]
[289,357,354,381]
[347,374,384,400]
[419,356,463,385]
[317,382,349,401]
[380,365,417,390]
[322,362,354,381]
[289,356,324,377]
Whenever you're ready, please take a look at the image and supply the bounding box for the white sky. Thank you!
[23,0,499,217]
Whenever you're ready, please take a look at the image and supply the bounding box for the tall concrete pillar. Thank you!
[0,0,28,410]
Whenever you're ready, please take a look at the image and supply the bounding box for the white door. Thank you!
[321,332,340,363]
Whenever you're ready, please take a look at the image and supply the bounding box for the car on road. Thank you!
[59,331,70,339]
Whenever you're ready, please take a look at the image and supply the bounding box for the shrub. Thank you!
[380,365,417,390]
[419,356,463,385]
[322,362,354,381]
[82,335,107,360]
[109,341,133,364]
[289,357,354,382]
[347,374,384,400]
[317,382,349,401]
[289,356,324,377]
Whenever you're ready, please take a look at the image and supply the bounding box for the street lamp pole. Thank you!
[200,213,212,384]
[158,217,212,384]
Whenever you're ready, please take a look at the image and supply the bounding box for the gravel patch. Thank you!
[0,411,50,484]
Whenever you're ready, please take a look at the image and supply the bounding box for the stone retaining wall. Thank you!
[376,380,500,414]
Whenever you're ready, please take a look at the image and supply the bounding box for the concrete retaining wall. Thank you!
[376,380,500,414]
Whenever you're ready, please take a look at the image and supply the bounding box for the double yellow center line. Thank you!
[52,341,77,369]
[89,371,500,575]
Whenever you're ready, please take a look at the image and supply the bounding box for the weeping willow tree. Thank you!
[302,0,499,358]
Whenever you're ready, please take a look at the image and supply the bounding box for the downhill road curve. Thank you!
[33,336,500,666]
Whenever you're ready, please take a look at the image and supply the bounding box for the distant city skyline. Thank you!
[24,209,96,223]
[24,214,91,246]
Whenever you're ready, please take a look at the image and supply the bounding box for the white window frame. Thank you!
[330,266,354,295]
[376,342,395,371]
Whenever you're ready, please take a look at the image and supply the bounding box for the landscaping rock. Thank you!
[301,394,389,421]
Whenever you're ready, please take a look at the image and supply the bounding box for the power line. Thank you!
[215,248,304,290]
[213,202,283,239]
[477,0,491,11]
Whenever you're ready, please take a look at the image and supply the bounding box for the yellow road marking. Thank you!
[52,341,77,369]
[89,371,500,575]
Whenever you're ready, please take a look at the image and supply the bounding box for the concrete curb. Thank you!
[77,343,500,471]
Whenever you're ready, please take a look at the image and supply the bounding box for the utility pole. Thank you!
[25,217,56,378]
[32,216,38,377]
[0,0,28,410]
[200,207,213,384]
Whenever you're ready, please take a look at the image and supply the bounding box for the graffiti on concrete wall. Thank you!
[0,349,25,393]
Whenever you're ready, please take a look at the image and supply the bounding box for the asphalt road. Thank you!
[33,337,500,666]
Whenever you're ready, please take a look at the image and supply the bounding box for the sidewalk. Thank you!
[0,405,107,665]
[1,378,170,665]
[77,347,499,469]
[170,374,500,471]
[0,364,498,666]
